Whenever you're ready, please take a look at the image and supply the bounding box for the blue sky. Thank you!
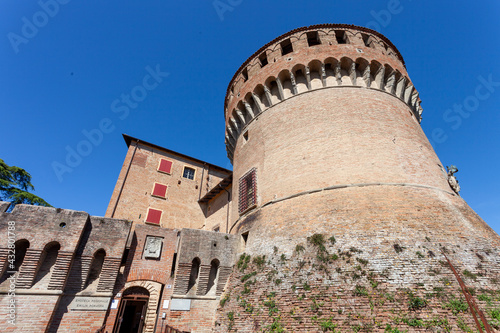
[1,1,499,234]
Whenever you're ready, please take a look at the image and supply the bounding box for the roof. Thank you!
[122,134,232,174]
[198,174,233,204]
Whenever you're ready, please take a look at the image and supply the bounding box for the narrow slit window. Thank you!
[259,53,268,67]
[307,31,321,46]
[238,168,257,214]
[242,68,248,82]
[281,39,293,55]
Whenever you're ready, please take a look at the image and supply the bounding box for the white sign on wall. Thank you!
[68,297,111,311]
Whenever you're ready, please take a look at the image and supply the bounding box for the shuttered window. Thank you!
[145,208,162,225]
[238,168,257,214]
[158,159,173,174]
[152,183,168,198]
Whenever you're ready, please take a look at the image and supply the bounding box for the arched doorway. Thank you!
[114,286,150,333]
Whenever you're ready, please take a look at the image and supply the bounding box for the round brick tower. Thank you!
[217,25,500,332]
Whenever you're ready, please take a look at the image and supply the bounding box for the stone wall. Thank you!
[0,203,131,333]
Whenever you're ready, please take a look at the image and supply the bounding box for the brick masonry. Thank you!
[1,24,500,333]
[0,204,131,333]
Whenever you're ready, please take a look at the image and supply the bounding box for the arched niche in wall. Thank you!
[186,257,200,295]
[205,259,220,296]
[0,239,30,287]
[84,249,106,291]
[32,241,60,289]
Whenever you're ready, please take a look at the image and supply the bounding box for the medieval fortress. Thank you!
[1,24,500,333]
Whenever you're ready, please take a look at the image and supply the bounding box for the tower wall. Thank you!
[216,24,500,333]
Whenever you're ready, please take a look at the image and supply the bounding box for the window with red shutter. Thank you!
[238,168,257,214]
[158,159,173,174]
[145,208,162,225]
[152,183,168,198]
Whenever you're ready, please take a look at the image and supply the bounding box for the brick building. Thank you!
[1,24,500,332]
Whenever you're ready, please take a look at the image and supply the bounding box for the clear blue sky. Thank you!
[1,1,499,234]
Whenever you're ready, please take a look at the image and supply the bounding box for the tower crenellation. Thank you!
[224,24,423,162]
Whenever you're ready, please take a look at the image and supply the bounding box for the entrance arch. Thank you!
[114,287,149,333]
[113,281,162,333]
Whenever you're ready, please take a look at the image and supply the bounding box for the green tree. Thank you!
[0,158,51,209]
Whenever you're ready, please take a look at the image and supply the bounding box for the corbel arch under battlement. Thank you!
[224,55,423,162]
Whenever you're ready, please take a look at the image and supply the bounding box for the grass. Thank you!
[237,253,251,272]
[356,257,368,265]
[295,244,305,253]
[353,285,368,296]
[220,293,230,307]
[308,233,327,252]
[240,271,256,282]
[463,269,478,281]
[252,255,266,268]
[318,318,337,332]
[444,297,468,315]
[408,292,427,311]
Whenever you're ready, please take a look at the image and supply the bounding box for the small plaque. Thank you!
[163,300,169,309]
[111,299,119,309]
[144,236,163,259]
[166,285,172,289]
[170,298,191,311]
[68,297,111,311]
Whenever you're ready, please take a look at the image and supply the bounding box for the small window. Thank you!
[242,232,249,245]
[335,30,348,44]
[281,39,293,55]
[243,131,249,141]
[259,53,268,67]
[183,166,195,180]
[307,31,321,46]
[362,33,375,48]
[170,253,177,277]
[158,158,173,174]
[152,183,168,198]
[238,168,257,214]
[213,225,220,232]
[242,68,248,82]
[145,208,162,225]
[361,33,370,47]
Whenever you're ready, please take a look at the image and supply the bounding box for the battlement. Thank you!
[223,24,422,162]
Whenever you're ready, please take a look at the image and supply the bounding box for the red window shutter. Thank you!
[146,208,162,225]
[152,183,167,198]
[239,168,257,214]
[158,159,173,174]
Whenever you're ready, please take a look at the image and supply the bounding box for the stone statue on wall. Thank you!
[446,165,460,194]
[144,236,163,259]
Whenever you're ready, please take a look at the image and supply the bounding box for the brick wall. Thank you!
[0,204,131,333]
[105,138,231,230]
